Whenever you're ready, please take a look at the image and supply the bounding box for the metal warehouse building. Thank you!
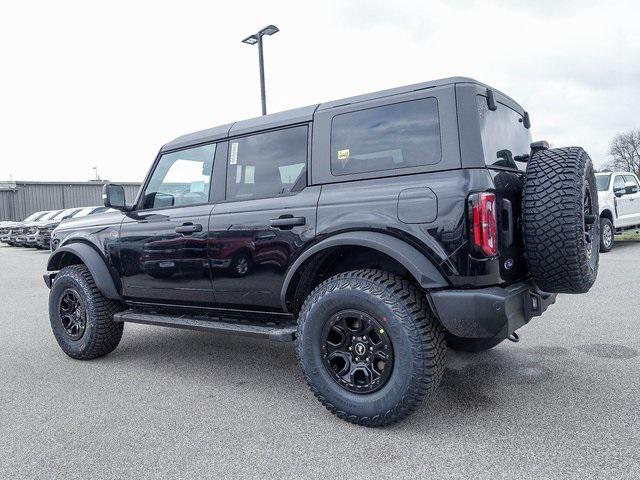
[0,181,141,221]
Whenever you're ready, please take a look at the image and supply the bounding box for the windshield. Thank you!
[73,207,97,217]
[596,174,611,191]
[23,211,46,222]
[51,208,81,221]
[39,210,62,221]
[476,95,531,171]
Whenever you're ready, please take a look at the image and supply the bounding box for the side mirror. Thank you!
[625,182,639,195]
[614,186,626,197]
[103,183,128,211]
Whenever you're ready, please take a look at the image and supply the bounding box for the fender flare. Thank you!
[280,231,449,311]
[47,242,122,301]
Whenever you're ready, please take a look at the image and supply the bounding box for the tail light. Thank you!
[469,192,498,257]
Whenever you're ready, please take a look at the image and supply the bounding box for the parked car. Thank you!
[19,208,84,248]
[41,206,112,250]
[44,77,599,426]
[6,210,61,246]
[596,171,640,252]
[1,211,48,245]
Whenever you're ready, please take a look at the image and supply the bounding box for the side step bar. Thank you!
[113,310,297,342]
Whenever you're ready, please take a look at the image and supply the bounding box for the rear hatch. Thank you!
[475,93,531,284]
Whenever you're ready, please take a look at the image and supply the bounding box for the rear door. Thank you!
[209,125,319,311]
[118,143,221,304]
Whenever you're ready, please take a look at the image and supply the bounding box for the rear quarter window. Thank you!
[476,95,531,171]
[330,97,441,176]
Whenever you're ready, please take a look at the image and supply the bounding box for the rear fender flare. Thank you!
[280,231,449,311]
[47,242,122,300]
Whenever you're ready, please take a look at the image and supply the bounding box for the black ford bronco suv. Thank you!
[44,77,599,426]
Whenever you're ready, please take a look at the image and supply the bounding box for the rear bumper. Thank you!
[429,280,556,339]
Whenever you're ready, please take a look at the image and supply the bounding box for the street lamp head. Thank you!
[259,25,279,36]
[242,34,259,45]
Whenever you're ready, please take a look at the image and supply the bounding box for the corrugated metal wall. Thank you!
[0,182,141,221]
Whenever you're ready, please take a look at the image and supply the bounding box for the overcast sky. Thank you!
[1,0,638,182]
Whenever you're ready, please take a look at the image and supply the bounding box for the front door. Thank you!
[623,174,640,226]
[118,143,218,304]
[614,174,637,227]
[209,125,319,311]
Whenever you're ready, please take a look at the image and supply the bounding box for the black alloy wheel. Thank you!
[58,288,86,340]
[321,309,394,394]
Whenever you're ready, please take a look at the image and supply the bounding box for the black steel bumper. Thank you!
[429,280,556,339]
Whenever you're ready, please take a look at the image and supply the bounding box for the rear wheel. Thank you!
[296,269,446,427]
[49,265,124,360]
[599,217,614,253]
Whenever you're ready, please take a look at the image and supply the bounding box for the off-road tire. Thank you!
[522,147,599,293]
[446,333,504,352]
[599,217,614,253]
[296,269,446,427]
[49,265,124,360]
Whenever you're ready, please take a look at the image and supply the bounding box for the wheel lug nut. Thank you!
[355,357,360,361]
[369,347,373,351]
[348,346,352,351]
[366,357,370,362]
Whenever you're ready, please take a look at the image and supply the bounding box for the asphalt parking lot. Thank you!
[1,241,639,480]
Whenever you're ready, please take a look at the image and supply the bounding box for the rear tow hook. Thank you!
[508,332,520,343]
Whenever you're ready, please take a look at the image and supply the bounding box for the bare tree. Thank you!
[607,129,640,177]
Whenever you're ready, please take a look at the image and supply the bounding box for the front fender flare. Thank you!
[280,232,449,311]
[47,243,122,301]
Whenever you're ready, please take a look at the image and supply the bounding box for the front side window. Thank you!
[141,143,216,209]
[614,175,626,191]
[624,175,639,188]
[226,126,307,201]
[330,98,441,176]
[477,95,532,171]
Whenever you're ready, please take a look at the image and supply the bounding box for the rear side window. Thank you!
[330,98,441,176]
[226,126,307,201]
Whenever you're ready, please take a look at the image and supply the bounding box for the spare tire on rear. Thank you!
[522,146,599,294]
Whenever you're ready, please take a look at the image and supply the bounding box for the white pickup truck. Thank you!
[596,171,640,252]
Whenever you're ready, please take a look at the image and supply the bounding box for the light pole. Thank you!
[242,25,279,116]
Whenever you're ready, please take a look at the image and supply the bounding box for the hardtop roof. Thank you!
[162,76,517,151]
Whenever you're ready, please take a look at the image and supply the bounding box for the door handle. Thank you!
[175,223,202,234]
[270,215,306,229]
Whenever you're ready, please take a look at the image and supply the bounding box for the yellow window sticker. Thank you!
[337,149,350,160]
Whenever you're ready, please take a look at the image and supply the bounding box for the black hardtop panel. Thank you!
[162,123,234,151]
[161,77,522,150]
[229,104,318,137]
[317,76,476,111]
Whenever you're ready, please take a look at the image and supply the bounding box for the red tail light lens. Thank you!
[469,192,498,257]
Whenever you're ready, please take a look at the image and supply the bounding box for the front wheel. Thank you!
[49,265,124,360]
[296,269,446,427]
[599,218,614,253]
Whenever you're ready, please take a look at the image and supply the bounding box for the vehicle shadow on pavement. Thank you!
[103,326,581,429]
